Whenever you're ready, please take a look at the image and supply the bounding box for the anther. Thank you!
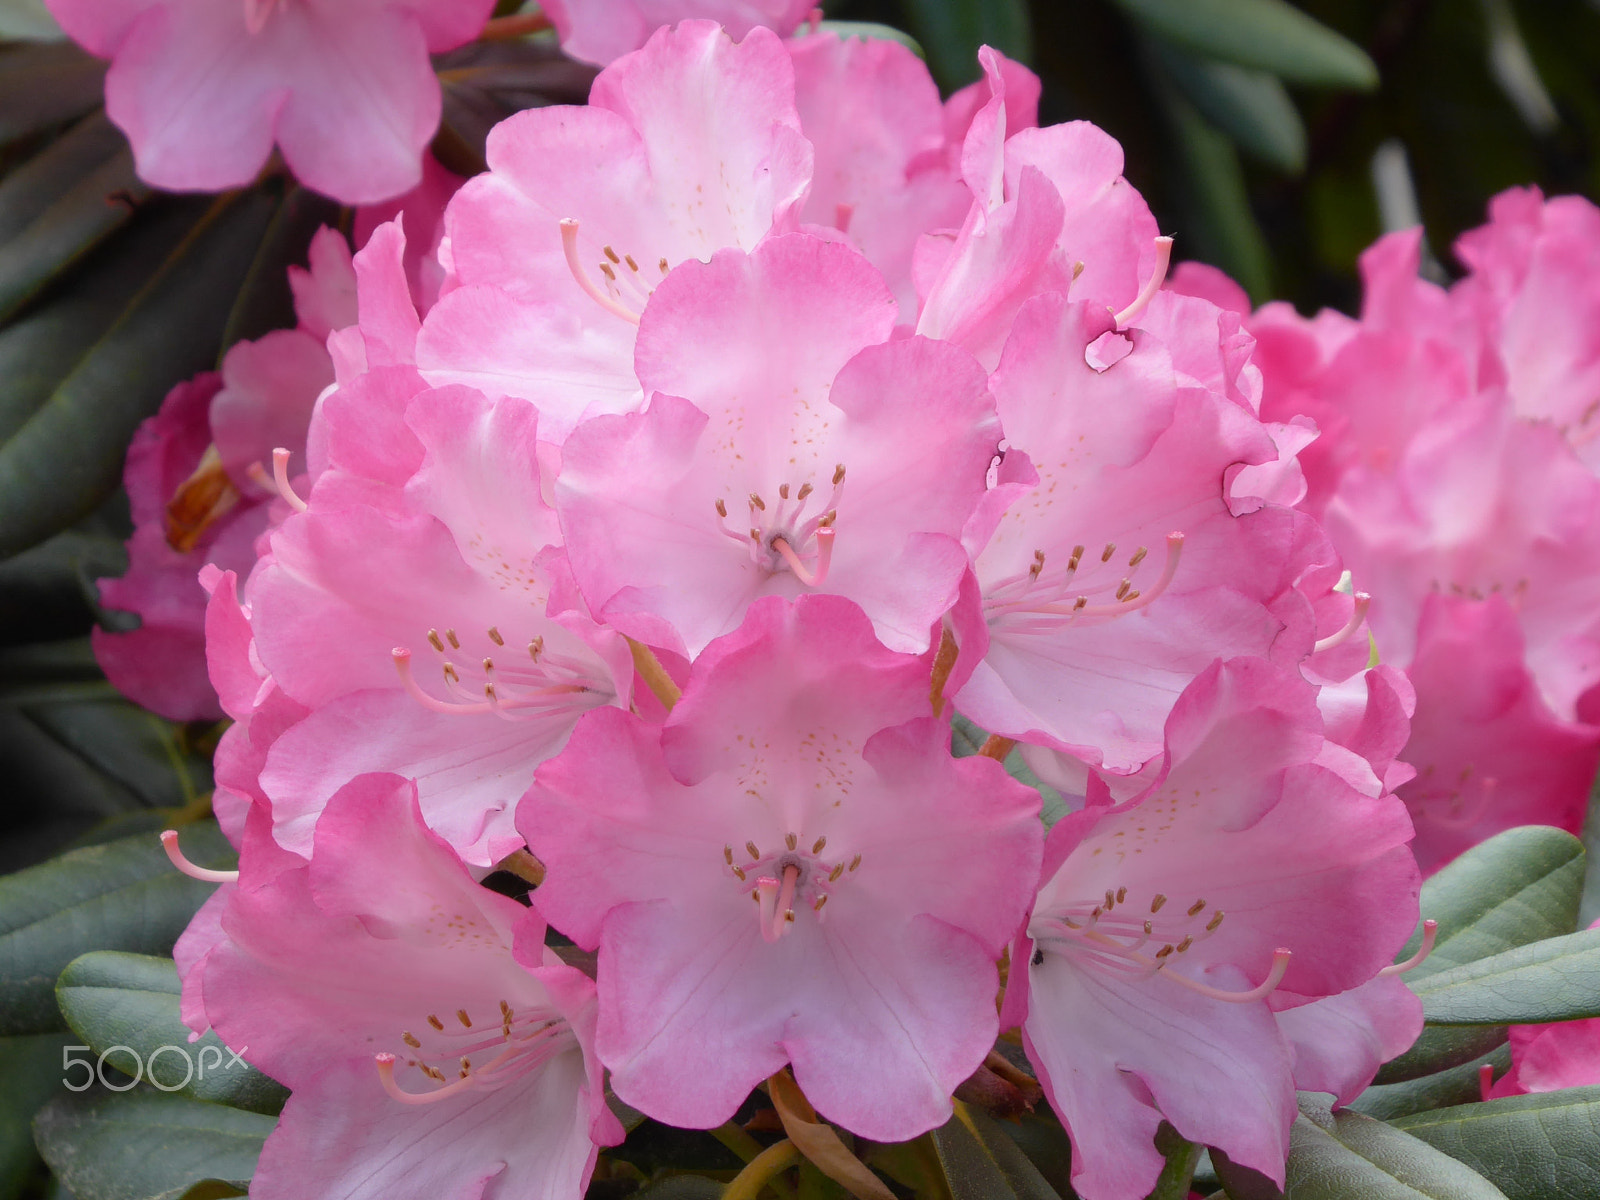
[716,498,728,518]
[428,1015,445,1031]
[1143,920,1153,936]
[624,254,639,271]
[1187,899,1206,917]
[779,484,791,499]
[1206,910,1225,932]
[746,841,761,860]
[1175,936,1193,953]
[599,262,617,282]
[457,1009,471,1028]
[832,464,846,485]
[849,853,862,872]
[1155,944,1174,959]
[603,245,620,264]
[487,627,504,646]
[1150,894,1167,912]
[723,845,734,865]
[445,629,460,649]
[402,1032,421,1048]
[1101,543,1116,562]
[749,493,766,511]
[786,833,798,851]
[428,629,445,653]
[733,865,747,881]
[460,1058,471,1078]
[1104,889,1116,910]
[1115,579,1131,601]
[443,663,460,683]
[812,836,827,854]
[500,1000,513,1020]
[829,864,844,882]
[160,830,239,883]
[797,482,813,501]
[658,257,669,274]
[814,895,828,912]
[1129,547,1148,568]
[1116,887,1127,904]
[529,636,544,659]
[559,218,642,325]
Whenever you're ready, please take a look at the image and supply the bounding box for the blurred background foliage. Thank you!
[1,2,1599,1197]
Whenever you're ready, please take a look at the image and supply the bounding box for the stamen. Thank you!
[1379,919,1438,976]
[559,219,641,325]
[487,627,504,646]
[1313,592,1372,654]
[1187,899,1206,917]
[1159,947,1291,1004]
[811,836,827,855]
[785,833,798,851]
[723,845,734,865]
[427,629,445,653]
[1112,236,1174,327]
[376,1053,479,1105]
[746,841,761,860]
[159,830,238,883]
[1150,894,1167,912]
[272,448,307,513]
[1072,534,1184,618]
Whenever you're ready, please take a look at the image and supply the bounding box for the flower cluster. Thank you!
[115,25,1454,1200]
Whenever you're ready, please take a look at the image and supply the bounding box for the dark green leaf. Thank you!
[1152,78,1272,303]
[33,1087,272,1200]
[1112,0,1377,89]
[0,825,234,1035]
[896,0,1031,89]
[931,1104,1063,1200]
[218,186,341,353]
[1150,39,1306,171]
[56,953,286,1116]
[1392,1087,1600,1200]
[20,702,211,810]
[1579,774,1600,928]
[0,532,125,647]
[993,1111,1075,1200]
[0,43,103,145]
[1411,927,1600,1025]
[0,188,279,559]
[1350,1044,1511,1122]
[1378,826,1585,1084]
[1273,1094,1508,1199]
[629,1179,725,1200]
[0,1032,72,1200]
[0,112,146,322]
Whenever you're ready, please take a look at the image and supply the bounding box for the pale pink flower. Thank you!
[183,773,620,1200]
[954,292,1333,777]
[44,0,495,203]
[246,383,633,866]
[418,20,811,442]
[542,0,814,66]
[1005,658,1419,1200]
[1396,594,1599,875]
[520,596,1043,1140]
[554,234,999,658]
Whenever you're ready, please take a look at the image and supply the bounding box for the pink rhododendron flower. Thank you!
[1490,920,1600,1097]
[182,773,620,1200]
[557,234,999,658]
[1273,975,1423,1107]
[45,0,495,203]
[419,20,811,442]
[1005,658,1419,1200]
[94,226,356,722]
[521,596,1043,1140]
[354,151,466,315]
[954,292,1331,777]
[246,382,633,866]
[542,0,814,66]
[1396,594,1599,874]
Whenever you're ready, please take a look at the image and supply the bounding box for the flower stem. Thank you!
[724,1139,800,1200]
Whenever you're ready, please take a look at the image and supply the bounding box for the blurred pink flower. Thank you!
[542,0,813,65]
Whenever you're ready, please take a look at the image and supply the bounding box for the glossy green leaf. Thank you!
[1378,826,1586,1083]
[0,1033,72,1200]
[1153,78,1272,303]
[0,188,279,559]
[56,953,286,1116]
[1351,1044,1511,1122]
[1392,1087,1600,1200]
[0,112,147,322]
[0,824,234,1035]
[1151,39,1306,171]
[1579,774,1600,928]
[1113,0,1377,88]
[1147,1124,1201,1200]
[33,1087,272,1200]
[1411,927,1600,1025]
[931,1104,1063,1200]
[0,0,63,41]
[21,702,211,810]
[896,0,1031,89]
[1273,1095,1508,1199]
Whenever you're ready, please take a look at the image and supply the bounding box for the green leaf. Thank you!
[0,0,63,41]
[895,0,1031,89]
[0,825,234,1035]
[0,112,147,323]
[1411,927,1600,1025]
[1150,39,1307,172]
[56,953,286,1116]
[0,43,104,146]
[1151,78,1272,303]
[1378,826,1586,1084]
[1350,1044,1511,1122]
[1392,1087,1600,1200]
[1112,0,1377,89]
[0,188,280,559]
[0,532,125,645]
[33,1087,272,1200]
[20,702,211,810]
[805,21,925,58]
[1579,773,1600,928]
[0,1033,73,1200]
[1272,1094,1508,1199]
[218,186,342,353]
[931,1104,1064,1200]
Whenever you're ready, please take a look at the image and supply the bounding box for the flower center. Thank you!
[391,625,611,722]
[558,218,668,326]
[375,999,575,1104]
[716,467,845,587]
[984,532,1184,630]
[723,834,861,942]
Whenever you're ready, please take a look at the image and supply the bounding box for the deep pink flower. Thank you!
[1005,658,1419,1200]
[419,20,811,442]
[954,292,1329,778]
[246,383,633,866]
[184,773,620,1200]
[45,0,494,203]
[1396,594,1599,875]
[542,0,814,66]
[1490,921,1600,1097]
[556,234,999,658]
[520,596,1043,1141]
